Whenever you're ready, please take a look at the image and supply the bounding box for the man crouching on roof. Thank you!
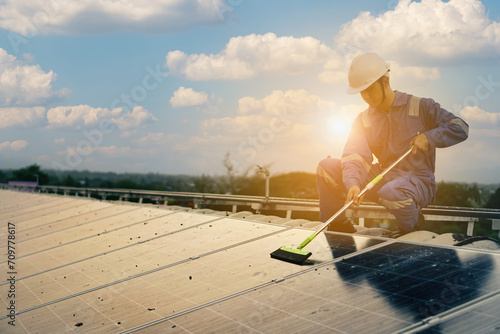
[316,53,469,235]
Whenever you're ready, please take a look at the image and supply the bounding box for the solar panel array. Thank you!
[1,190,499,333]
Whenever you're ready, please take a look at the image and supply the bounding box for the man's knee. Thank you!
[317,157,341,177]
[378,183,422,231]
[378,176,414,200]
[316,157,342,189]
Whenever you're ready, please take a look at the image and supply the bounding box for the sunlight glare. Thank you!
[328,117,349,137]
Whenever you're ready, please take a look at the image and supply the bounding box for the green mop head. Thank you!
[270,246,312,265]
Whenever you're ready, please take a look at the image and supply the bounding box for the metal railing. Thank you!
[2,183,500,237]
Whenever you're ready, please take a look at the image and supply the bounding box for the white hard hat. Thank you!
[346,53,390,95]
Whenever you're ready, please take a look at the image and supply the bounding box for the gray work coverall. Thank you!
[316,91,469,232]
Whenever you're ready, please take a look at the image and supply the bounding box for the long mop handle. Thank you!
[297,147,414,250]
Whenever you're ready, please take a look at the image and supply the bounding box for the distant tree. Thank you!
[269,172,318,199]
[115,179,140,189]
[95,179,114,188]
[485,187,500,209]
[83,177,90,187]
[233,171,318,199]
[0,170,7,183]
[222,152,237,194]
[220,152,255,194]
[194,174,221,193]
[59,174,81,187]
[11,164,50,184]
[434,182,481,207]
[234,173,265,196]
[164,175,195,192]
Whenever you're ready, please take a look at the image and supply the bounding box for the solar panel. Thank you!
[1,190,499,334]
[410,293,500,333]
[128,241,500,333]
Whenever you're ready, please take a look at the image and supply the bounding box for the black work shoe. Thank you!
[392,212,426,238]
[328,218,356,233]
[391,229,407,238]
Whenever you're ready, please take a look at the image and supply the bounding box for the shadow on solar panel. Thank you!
[329,241,497,324]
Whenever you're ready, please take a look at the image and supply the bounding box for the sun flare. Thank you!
[328,117,349,137]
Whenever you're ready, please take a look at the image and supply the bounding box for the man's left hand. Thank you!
[410,133,430,154]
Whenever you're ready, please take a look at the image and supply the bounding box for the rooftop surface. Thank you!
[1,190,500,333]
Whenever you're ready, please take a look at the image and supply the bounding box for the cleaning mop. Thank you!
[270,147,413,265]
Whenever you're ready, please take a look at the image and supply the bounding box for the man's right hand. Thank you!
[410,132,430,154]
[346,185,363,206]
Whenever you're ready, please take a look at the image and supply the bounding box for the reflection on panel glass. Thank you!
[323,233,386,258]
[153,241,499,333]
[333,242,497,325]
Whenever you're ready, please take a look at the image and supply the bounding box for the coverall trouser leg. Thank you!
[316,157,426,233]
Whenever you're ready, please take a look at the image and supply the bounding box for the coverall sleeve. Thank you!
[341,113,373,191]
[420,98,469,150]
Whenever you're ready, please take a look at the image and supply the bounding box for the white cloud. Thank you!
[133,132,168,145]
[194,89,339,170]
[389,63,441,81]
[335,0,500,62]
[318,70,346,85]
[111,106,158,130]
[0,48,70,106]
[185,90,384,174]
[47,105,122,128]
[56,144,135,161]
[237,89,334,116]
[0,140,28,152]
[0,0,235,36]
[201,89,328,136]
[460,106,500,127]
[131,132,190,154]
[166,32,441,86]
[0,106,46,128]
[201,89,335,135]
[46,105,156,129]
[94,145,132,158]
[170,87,209,108]
[166,33,335,80]
[10,140,29,151]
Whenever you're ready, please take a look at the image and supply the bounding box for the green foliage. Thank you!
[485,187,500,209]
[434,181,480,207]
[222,152,238,194]
[0,170,7,183]
[3,164,500,214]
[114,179,140,189]
[270,172,318,199]
[96,179,114,188]
[45,170,196,191]
[233,171,318,199]
[234,174,266,196]
[60,174,81,187]
[11,164,50,184]
[193,174,223,193]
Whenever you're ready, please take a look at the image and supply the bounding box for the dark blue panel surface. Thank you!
[323,233,386,258]
[134,236,500,334]
[330,241,499,323]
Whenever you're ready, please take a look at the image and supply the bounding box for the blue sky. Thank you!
[0,0,499,183]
